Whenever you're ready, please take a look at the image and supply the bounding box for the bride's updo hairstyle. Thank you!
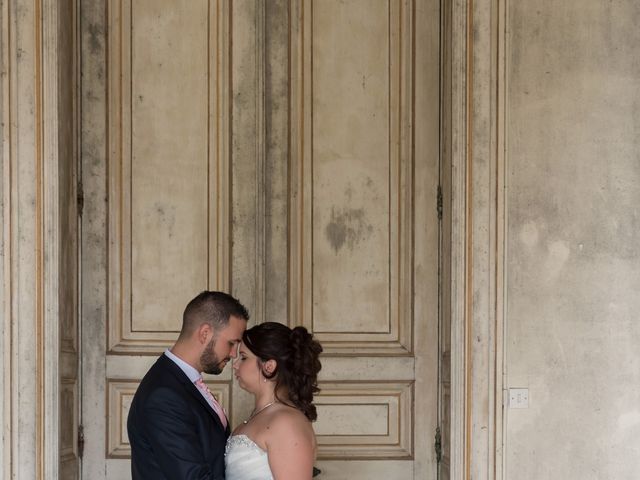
[243,322,322,421]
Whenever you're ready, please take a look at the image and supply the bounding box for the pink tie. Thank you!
[194,377,227,429]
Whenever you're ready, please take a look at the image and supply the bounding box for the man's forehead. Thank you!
[219,316,246,338]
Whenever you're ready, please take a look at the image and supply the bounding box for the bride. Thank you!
[225,322,323,480]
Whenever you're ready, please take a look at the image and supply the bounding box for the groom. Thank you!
[127,291,249,479]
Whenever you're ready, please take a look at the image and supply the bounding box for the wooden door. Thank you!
[79,1,441,478]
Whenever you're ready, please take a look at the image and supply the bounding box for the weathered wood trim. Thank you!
[1,0,73,477]
[253,0,267,325]
[448,0,505,479]
[1,0,13,477]
[448,0,470,475]
[42,0,61,476]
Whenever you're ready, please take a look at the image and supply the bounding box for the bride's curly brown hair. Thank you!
[243,322,323,421]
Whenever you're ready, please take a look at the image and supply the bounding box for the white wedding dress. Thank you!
[225,434,274,480]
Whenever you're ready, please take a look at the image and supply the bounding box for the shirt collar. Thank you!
[164,349,201,383]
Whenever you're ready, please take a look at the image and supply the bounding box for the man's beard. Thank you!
[200,336,228,375]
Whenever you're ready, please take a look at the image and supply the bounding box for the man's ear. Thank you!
[197,323,212,345]
[263,359,277,375]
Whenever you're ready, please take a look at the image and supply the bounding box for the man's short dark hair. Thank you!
[180,291,249,338]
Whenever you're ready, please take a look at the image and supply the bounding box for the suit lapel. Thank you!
[158,355,227,431]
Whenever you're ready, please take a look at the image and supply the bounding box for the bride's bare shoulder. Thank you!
[267,405,315,440]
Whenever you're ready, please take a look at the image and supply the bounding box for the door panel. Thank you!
[290,0,412,354]
[307,0,394,338]
[106,0,229,354]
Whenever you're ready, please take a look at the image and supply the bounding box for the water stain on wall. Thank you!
[152,201,176,238]
[324,206,373,253]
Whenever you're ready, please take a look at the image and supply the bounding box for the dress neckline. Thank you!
[229,434,267,453]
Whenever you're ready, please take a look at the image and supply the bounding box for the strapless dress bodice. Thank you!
[225,434,274,480]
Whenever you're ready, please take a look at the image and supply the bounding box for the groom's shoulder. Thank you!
[137,355,185,393]
[132,356,192,410]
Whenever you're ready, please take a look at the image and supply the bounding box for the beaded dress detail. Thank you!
[225,435,274,480]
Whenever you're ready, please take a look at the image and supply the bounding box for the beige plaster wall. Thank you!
[504,1,640,478]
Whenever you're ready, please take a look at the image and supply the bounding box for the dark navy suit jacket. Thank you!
[127,354,230,479]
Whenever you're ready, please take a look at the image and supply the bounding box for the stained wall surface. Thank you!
[505,1,640,478]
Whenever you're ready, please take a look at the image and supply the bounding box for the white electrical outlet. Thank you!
[509,388,529,408]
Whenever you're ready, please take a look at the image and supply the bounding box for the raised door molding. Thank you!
[315,381,413,459]
[106,0,231,354]
[288,0,414,356]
